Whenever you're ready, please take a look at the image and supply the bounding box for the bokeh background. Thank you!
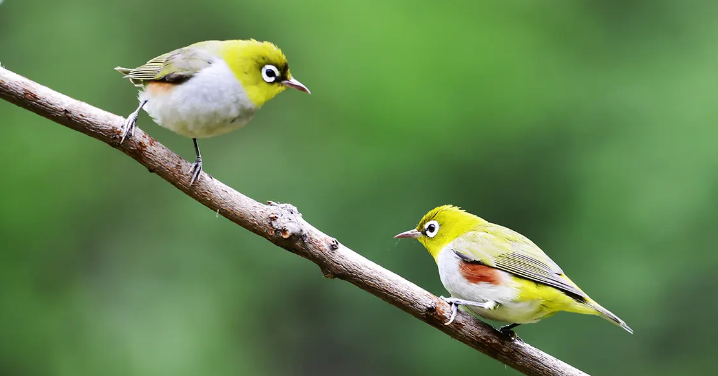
[2,1,717,375]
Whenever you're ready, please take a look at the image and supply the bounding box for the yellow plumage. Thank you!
[219,40,291,107]
[114,39,310,185]
[395,205,632,335]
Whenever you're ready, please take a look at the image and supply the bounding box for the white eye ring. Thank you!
[424,220,440,238]
[261,65,280,83]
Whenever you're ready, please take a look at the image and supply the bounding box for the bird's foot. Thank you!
[498,324,523,342]
[188,157,203,185]
[439,296,498,325]
[440,296,459,325]
[119,112,138,143]
[120,100,147,143]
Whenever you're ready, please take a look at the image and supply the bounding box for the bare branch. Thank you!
[0,67,588,376]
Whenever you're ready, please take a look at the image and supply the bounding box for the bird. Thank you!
[115,40,310,184]
[395,205,632,339]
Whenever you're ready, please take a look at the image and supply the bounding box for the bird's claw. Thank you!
[119,114,137,144]
[188,157,203,185]
[120,99,147,144]
[440,296,459,325]
[439,296,500,325]
[499,329,523,342]
[498,325,523,342]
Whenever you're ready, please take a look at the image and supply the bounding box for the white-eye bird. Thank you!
[395,205,632,338]
[116,40,310,184]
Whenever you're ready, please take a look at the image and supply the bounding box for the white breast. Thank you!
[437,247,517,304]
[436,245,546,324]
[139,59,257,139]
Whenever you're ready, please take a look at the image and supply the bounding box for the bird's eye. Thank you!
[424,220,440,238]
[261,65,280,83]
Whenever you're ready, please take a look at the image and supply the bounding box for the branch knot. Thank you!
[267,201,304,240]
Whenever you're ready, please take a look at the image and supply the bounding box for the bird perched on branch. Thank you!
[395,205,632,339]
[116,40,310,184]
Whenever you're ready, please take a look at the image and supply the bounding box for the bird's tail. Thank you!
[114,66,132,76]
[114,67,145,88]
[586,299,633,334]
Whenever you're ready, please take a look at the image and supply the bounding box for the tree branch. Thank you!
[0,67,588,376]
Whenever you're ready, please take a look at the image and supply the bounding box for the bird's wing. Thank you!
[451,225,587,299]
[115,41,221,85]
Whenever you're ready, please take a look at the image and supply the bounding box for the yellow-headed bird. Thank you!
[116,40,310,184]
[395,205,632,338]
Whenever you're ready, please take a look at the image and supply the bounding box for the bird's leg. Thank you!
[188,138,203,185]
[445,300,458,325]
[439,296,498,325]
[442,297,499,309]
[120,99,147,143]
[498,323,522,341]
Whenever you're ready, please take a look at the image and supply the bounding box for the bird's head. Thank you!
[222,40,310,108]
[395,205,484,260]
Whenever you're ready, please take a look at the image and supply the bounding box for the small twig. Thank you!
[0,67,588,376]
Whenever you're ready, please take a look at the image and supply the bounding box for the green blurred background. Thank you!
[2,1,717,375]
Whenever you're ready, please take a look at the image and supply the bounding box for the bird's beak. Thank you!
[282,77,311,94]
[394,229,421,239]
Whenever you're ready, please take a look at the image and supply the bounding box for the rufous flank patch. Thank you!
[458,261,501,285]
[147,81,177,95]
